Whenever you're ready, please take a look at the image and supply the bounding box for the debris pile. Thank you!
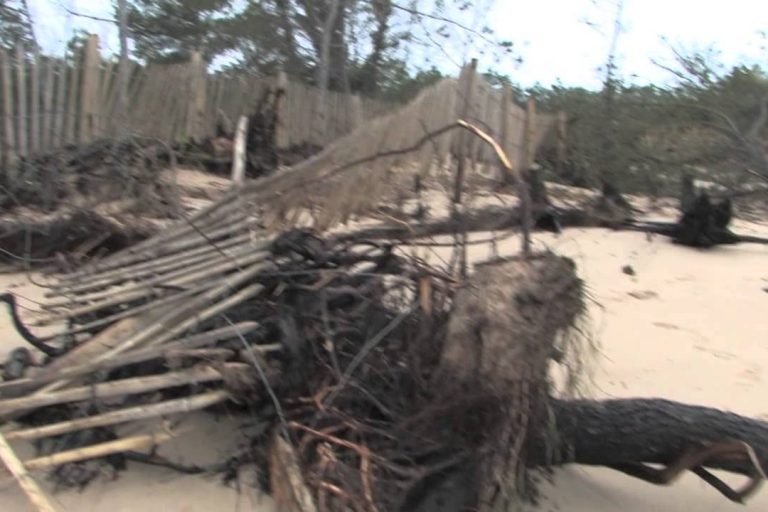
[0,198,597,511]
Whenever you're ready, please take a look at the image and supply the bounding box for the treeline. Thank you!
[3,1,766,192]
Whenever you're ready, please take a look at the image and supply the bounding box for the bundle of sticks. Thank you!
[0,194,461,511]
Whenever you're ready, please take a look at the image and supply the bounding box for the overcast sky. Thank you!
[27,0,768,89]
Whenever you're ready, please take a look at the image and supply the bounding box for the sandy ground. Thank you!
[1,187,767,510]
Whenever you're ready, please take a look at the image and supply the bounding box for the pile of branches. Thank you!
[1,138,180,215]
[0,138,184,266]
[0,229,463,510]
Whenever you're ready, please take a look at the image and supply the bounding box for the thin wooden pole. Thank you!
[30,48,40,155]
[5,390,229,441]
[185,51,206,141]
[0,365,244,417]
[231,115,248,184]
[0,48,17,169]
[0,322,262,399]
[79,35,101,143]
[0,432,59,512]
[519,97,538,256]
[41,57,55,151]
[453,58,477,204]
[556,110,568,177]
[64,50,79,144]
[15,44,28,158]
[498,84,512,186]
[52,58,67,148]
[275,70,289,152]
[22,430,175,471]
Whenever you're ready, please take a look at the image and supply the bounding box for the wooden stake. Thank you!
[0,365,245,417]
[79,35,101,143]
[0,432,59,512]
[556,110,568,177]
[0,323,261,398]
[6,391,228,442]
[15,44,28,158]
[0,49,17,169]
[452,59,478,204]
[231,115,249,184]
[498,84,513,185]
[22,430,176,471]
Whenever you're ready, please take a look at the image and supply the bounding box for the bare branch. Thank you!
[391,2,499,48]
[57,1,117,24]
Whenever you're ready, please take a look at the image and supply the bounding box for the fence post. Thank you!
[1,48,17,170]
[519,96,538,255]
[275,71,289,151]
[42,57,55,152]
[79,35,101,143]
[231,115,249,184]
[30,48,41,155]
[452,58,477,204]
[556,110,568,176]
[15,44,28,158]
[185,51,207,141]
[498,84,513,185]
[350,95,363,131]
[64,52,79,144]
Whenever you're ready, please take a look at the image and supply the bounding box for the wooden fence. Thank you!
[0,35,392,169]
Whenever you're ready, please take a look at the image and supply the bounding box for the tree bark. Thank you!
[529,398,768,476]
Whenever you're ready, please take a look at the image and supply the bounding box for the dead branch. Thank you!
[0,432,59,512]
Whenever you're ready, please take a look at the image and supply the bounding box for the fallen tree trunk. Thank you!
[535,398,768,477]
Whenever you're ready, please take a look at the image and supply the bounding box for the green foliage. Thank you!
[352,61,445,102]
[529,62,768,193]
[0,0,35,51]
[127,0,234,63]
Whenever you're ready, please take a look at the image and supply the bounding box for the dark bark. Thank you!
[529,398,768,477]
[339,204,617,244]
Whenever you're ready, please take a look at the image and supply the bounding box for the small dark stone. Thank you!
[622,265,636,276]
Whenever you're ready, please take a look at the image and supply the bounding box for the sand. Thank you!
[1,208,767,510]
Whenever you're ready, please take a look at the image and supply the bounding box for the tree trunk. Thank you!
[530,398,768,476]
[316,0,342,92]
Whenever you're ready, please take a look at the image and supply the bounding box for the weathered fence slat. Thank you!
[42,57,55,151]
[1,48,16,168]
[15,45,28,158]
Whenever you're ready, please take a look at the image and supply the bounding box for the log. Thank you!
[531,398,768,477]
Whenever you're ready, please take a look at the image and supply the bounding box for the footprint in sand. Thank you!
[653,322,680,330]
[628,290,658,300]
[694,345,736,360]
[738,366,762,383]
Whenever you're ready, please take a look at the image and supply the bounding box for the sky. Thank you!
[26,0,768,89]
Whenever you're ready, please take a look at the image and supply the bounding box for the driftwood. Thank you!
[535,398,768,478]
[0,209,154,265]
